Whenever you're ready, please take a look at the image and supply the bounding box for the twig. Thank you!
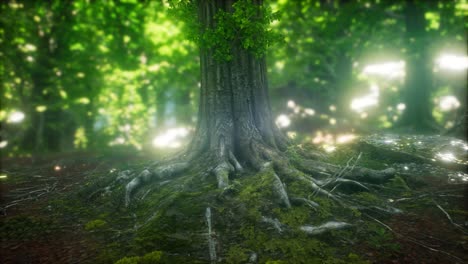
[433,200,468,234]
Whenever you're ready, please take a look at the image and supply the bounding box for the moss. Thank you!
[273,206,310,228]
[261,237,331,263]
[313,197,335,220]
[351,192,380,204]
[84,219,107,231]
[237,167,278,220]
[365,223,400,253]
[226,245,249,264]
[114,251,163,264]
[0,215,55,240]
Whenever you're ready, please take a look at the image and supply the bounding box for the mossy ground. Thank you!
[1,140,467,263]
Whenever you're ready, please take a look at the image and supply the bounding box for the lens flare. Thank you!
[438,95,460,111]
[362,61,405,79]
[8,111,25,123]
[275,114,291,128]
[152,127,190,149]
[436,54,468,71]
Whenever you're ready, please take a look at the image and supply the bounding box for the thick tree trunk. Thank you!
[186,0,287,169]
[398,0,436,132]
[125,0,396,205]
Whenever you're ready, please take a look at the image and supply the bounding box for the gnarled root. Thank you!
[125,162,190,207]
[294,158,395,183]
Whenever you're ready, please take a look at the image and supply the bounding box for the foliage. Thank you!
[202,0,281,60]
[0,0,466,155]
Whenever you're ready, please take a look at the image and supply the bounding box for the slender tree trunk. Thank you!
[186,0,287,168]
[398,0,436,132]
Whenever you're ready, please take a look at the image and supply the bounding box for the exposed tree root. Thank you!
[125,162,190,206]
[300,221,352,235]
[120,148,400,263]
[123,141,396,213]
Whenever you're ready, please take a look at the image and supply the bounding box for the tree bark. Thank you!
[186,0,287,168]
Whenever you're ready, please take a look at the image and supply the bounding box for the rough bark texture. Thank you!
[125,0,396,205]
[186,0,287,168]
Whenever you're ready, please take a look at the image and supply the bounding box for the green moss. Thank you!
[273,207,310,227]
[365,223,400,253]
[237,166,278,220]
[351,192,380,204]
[0,215,55,240]
[226,245,249,264]
[84,219,107,231]
[114,251,163,264]
[314,197,335,220]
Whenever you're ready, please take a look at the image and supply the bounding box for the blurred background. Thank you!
[0,0,466,157]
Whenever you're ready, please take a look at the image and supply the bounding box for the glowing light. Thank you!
[36,105,47,112]
[351,84,379,113]
[323,145,336,153]
[20,43,36,52]
[304,108,315,116]
[152,127,189,149]
[435,152,456,162]
[454,173,468,182]
[336,134,356,144]
[112,137,126,145]
[287,100,296,108]
[351,96,378,112]
[0,141,7,148]
[287,131,297,139]
[438,95,460,111]
[360,112,368,119]
[121,124,131,132]
[54,165,61,171]
[275,61,285,70]
[384,139,395,144]
[8,111,25,123]
[450,140,468,151]
[329,118,336,125]
[312,131,335,146]
[329,105,336,112]
[445,121,454,129]
[362,61,405,79]
[404,166,409,170]
[26,56,34,62]
[436,54,468,71]
[0,174,7,179]
[397,103,406,111]
[275,114,291,128]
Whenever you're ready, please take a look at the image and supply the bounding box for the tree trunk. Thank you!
[186,0,287,169]
[398,0,436,132]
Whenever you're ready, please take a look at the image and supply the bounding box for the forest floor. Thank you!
[1,134,467,264]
